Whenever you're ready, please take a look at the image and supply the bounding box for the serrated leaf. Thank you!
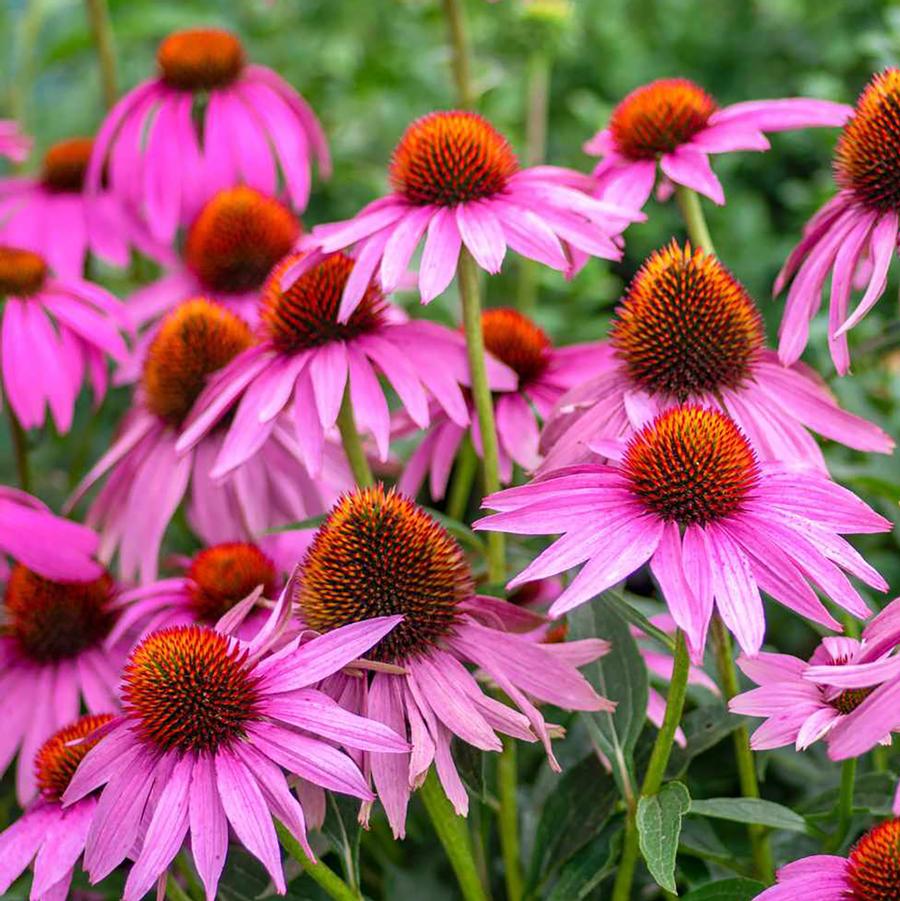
[681,877,766,900]
[689,797,808,833]
[569,596,648,799]
[637,781,691,894]
[546,822,622,900]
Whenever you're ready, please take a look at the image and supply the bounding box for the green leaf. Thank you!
[421,507,485,554]
[321,794,362,888]
[681,877,766,900]
[607,589,676,651]
[678,818,751,875]
[546,822,622,900]
[636,781,691,894]
[689,797,808,833]
[527,754,618,890]
[665,705,743,779]
[569,596,648,799]
[454,739,487,802]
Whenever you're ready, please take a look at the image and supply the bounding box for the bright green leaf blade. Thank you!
[636,781,691,894]
[681,877,766,900]
[546,822,622,901]
[689,797,808,833]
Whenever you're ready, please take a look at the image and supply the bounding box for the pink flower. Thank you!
[0,137,145,277]
[777,69,900,373]
[400,307,613,498]
[586,77,850,208]
[297,110,643,320]
[0,246,128,433]
[0,119,30,163]
[88,27,328,246]
[475,406,889,659]
[755,818,900,899]
[540,242,892,473]
[61,593,407,900]
[294,485,612,837]
[0,486,101,581]
[0,714,115,901]
[0,564,126,804]
[730,637,894,753]
[176,250,512,477]
[68,299,349,582]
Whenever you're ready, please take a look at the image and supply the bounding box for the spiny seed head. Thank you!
[835,69,900,214]
[609,78,718,161]
[0,246,47,297]
[481,307,551,385]
[41,137,93,192]
[832,686,876,715]
[623,406,758,526]
[4,564,115,662]
[142,299,254,427]
[611,241,764,400]
[157,28,245,91]
[187,542,278,622]
[296,485,473,663]
[122,626,261,753]
[184,186,301,295]
[34,713,115,801]
[847,818,900,900]
[260,251,386,352]
[389,111,519,206]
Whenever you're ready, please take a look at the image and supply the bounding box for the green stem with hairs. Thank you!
[84,0,118,109]
[441,0,475,109]
[711,616,775,883]
[825,757,857,853]
[447,436,478,521]
[336,385,374,488]
[421,768,490,901]
[459,249,505,583]
[7,408,30,493]
[611,630,691,901]
[675,184,717,256]
[498,737,523,901]
[277,822,363,901]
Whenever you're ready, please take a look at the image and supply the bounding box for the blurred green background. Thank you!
[2,1,900,896]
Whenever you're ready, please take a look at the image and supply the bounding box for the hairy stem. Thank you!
[7,409,30,493]
[447,436,478,521]
[278,823,363,901]
[84,0,118,109]
[336,385,374,488]
[441,0,474,109]
[498,737,523,901]
[825,757,857,852]
[675,185,716,256]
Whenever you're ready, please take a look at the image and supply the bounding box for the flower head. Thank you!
[301,109,642,319]
[294,485,611,837]
[62,597,407,901]
[586,76,850,208]
[777,69,900,372]
[477,405,890,659]
[540,242,892,473]
[88,28,329,247]
[0,245,128,432]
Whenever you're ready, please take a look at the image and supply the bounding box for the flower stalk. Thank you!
[441,0,475,109]
[277,823,363,901]
[675,184,717,256]
[336,385,375,489]
[498,736,523,901]
[7,408,30,492]
[825,757,857,852]
[83,0,118,110]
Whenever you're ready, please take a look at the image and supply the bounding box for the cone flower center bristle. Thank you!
[157,28,245,91]
[847,818,900,900]
[260,252,387,352]
[481,308,551,384]
[185,187,301,295]
[623,406,759,526]
[297,485,472,663]
[609,78,718,160]
[611,241,764,400]
[187,542,278,622]
[389,111,519,206]
[4,564,115,662]
[0,246,48,297]
[34,713,115,801]
[41,137,93,192]
[832,686,876,715]
[122,626,261,753]
[142,299,254,427]
[835,69,900,213]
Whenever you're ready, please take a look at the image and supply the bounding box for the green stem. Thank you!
[277,823,363,901]
[459,249,505,583]
[421,768,490,901]
[825,757,857,852]
[498,737,523,901]
[675,185,716,255]
[711,616,775,883]
[447,436,478,521]
[165,874,193,901]
[7,408,30,493]
[441,0,475,109]
[336,385,374,488]
[611,630,691,901]
[83,0,118,110]
[175,852,204,901]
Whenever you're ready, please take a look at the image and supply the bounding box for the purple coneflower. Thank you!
[540,241,892,473]
[476,405,889,658]
[88,28,328,245]
[586,77,850,208]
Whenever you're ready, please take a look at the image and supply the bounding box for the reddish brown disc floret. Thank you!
[187,542,278,622]
[0,246,48,297]
[41,137,94,192]
[34,713,115,801]
[481,308,551,385]
[157,28,245,91]
[846,818,900,900]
